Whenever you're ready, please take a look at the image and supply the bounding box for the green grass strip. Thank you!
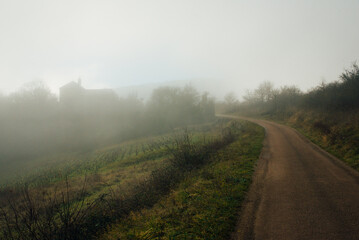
[101,121,264,240]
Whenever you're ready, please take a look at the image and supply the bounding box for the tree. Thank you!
[223,92,238,113]
[254,81,274,103]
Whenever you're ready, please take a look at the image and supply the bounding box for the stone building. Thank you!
[59,80,118,112]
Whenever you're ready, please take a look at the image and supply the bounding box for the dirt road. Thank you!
[220,115,359,240]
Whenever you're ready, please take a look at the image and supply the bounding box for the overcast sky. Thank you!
[0,0,358,98]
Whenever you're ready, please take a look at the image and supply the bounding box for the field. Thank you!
[101,120,264,239]
[0,119,264,239]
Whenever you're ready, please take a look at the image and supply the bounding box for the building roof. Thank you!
[59,81,83,90]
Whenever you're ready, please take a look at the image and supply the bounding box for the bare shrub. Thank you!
[1,122,241,239]
[0,178,102,240]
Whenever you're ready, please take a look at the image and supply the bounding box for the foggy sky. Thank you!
[0,0,358,98]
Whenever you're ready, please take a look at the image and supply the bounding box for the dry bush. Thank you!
[0,178,102,240]
[0,123,241,239]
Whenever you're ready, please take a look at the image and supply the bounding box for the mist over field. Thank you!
[1,0,357,172]
[0,1,359,239]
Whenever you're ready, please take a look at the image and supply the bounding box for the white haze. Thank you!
[0,0,358,99]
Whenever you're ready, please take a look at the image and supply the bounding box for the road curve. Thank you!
[219,115,359,240]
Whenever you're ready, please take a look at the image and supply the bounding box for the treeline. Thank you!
[230,63,359,172]
[0,83,215,162]
[233,63,359,116]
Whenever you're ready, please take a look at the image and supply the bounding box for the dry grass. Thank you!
[0,120,243,239]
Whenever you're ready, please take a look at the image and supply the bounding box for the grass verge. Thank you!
[250,110,359,172]
[271,111,359,171]
[101,121,264,239]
